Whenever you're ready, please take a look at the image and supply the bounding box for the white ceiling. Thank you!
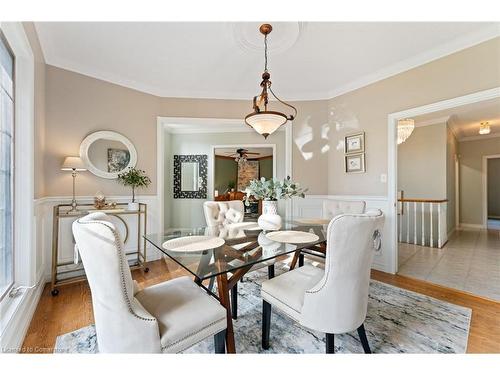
[35,22,500,100]
[414,97,500,139]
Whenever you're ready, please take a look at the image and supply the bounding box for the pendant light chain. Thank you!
[264,33,268,73]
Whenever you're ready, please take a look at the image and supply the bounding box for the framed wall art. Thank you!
[344,132,365,154]
[345,153,365,173]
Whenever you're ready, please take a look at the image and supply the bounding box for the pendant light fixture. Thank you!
[479,121,491,135]
[245,24,297,139]
[397,118,415,145]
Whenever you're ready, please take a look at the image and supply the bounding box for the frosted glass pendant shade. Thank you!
[245,111,287,138]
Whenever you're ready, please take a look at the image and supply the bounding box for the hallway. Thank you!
[398,228,500,301]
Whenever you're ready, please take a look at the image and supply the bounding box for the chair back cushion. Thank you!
[203,200,244,226]
[300,210,384,334]
[72,212,161,353]
[322,199,365,219]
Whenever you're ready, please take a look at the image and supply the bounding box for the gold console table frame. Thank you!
[51,202,148,296]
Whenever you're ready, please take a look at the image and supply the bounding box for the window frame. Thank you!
[0,30,15,302]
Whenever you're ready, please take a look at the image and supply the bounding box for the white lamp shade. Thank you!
[245,112,287,138]
[61,156,87,171]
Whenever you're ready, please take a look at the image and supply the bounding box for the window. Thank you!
[0,33,14,301]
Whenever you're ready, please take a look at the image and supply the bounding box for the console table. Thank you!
[50,202,148,296]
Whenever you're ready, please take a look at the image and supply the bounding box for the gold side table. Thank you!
[50,202,148,296]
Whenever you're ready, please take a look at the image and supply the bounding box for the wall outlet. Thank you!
[380,174,387,183]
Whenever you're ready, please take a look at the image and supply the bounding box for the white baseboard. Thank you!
[460,223,485,229]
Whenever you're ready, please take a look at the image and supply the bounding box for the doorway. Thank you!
[484,154,500,230]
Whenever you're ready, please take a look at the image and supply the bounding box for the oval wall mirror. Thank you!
[80,131,137,179]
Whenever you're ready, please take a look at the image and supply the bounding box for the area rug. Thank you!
[54,266,471,354]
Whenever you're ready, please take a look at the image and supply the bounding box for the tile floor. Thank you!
[398,228,500,301]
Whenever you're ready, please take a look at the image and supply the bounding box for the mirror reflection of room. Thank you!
[88,139,130,174]
[214,147,273,216]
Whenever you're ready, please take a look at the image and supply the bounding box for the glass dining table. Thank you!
[144,218,328,353]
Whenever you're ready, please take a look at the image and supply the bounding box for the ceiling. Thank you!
[34,22,500,100]
[214,147,273,158]
[414,97,500,139]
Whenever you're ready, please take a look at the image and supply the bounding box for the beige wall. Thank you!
[44,65,328,198]
[488,157,500,217]
[41,36,500,200]
[459,137,500,225]
[397,123,447,199]
[23,22,46,198]
[327,37,500,196]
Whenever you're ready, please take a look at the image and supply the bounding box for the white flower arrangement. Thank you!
[244,177,307,205]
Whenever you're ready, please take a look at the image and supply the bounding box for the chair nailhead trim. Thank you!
[76,218,157,322]
[161,317,226,351]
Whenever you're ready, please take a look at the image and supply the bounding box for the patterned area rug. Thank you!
[55,266,471,353]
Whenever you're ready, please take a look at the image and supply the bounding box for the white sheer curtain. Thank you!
[0,34,14,300]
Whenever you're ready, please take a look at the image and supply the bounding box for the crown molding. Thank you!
[459,132,500,142]
[39,24,500,102]
[415,116,451,128]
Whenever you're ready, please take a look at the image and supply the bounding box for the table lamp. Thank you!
[61,156,87,212]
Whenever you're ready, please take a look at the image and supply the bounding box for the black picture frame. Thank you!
[173,154,208,199]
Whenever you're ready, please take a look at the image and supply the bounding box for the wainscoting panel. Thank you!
[293,195,391,273]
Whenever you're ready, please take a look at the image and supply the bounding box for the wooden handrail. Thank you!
[398,198,448,203]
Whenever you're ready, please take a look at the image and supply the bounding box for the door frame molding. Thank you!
[387,87,500,273]
[156,117,293,232]
[482,154,500,228]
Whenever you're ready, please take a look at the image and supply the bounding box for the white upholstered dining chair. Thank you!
[261,209,385,353]
[203,200,275,320]
[322,199,366,219]
[203,200,245,227]
[72,212,227,353]
[293,199,367,268]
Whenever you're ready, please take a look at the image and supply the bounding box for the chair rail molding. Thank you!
[293,195,390,272]
[388,86,500,274]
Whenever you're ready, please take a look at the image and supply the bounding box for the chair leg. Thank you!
[326,333,335,354]
[298,253,304,267]
[231,282,238,320]
[262,300,271,350]
[214,329,226,354]
[357,324,372,353]
[267,264,275,279]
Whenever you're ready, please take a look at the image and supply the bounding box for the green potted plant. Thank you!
[228,180,236,192]
[244,177,307,230]
[117,167,151,211]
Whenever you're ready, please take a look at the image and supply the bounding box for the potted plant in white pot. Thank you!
[117,167,151,211]
[245,177,307,231]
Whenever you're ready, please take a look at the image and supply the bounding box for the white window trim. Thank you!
[0,22,36,351]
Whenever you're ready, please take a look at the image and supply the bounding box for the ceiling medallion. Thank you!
[244,24,297,139]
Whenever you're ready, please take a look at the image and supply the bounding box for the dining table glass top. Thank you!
[144,218,328,281]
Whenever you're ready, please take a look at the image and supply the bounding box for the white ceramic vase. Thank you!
[127,202,139,211]
[258,200,282,231]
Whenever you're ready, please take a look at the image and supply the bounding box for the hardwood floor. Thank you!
[21,259,500,353]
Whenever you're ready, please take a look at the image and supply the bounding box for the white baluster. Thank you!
[430,202,434,248]
[406,202,410,243]
[413,202,417,244]
[438,202,442,248]
[421,202,425,246]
